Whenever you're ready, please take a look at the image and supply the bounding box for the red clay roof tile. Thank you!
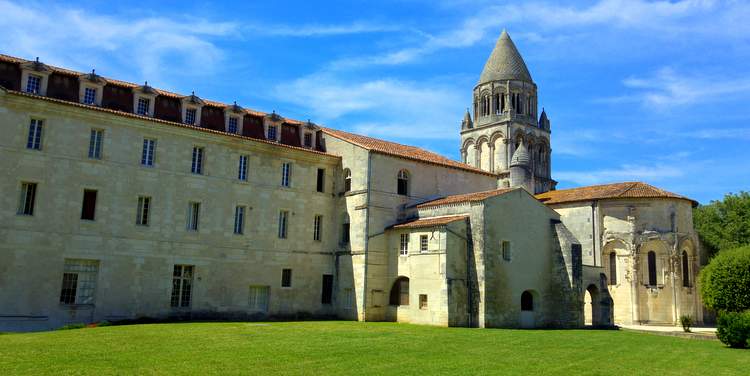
[415,188,517,208]
[390,215,469,229]
[535,182,697,206]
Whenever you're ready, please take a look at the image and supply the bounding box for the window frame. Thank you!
[281,162,292,187]
[184,108,198,125]
[170,265,194,308]
[228,116,239,134]
[136,196,151,226]
[281,268,293,288]
[80,189,98,221]
[502,241,511,261]
[26,118,44,150]
[88,128,104,159]
[313,215,323,241]
[186,201,200,232]
[141,138,156,167]
[399,234,409,256]
[17,182,37,216]
[191,146,205,175]
[278,210,289,239]
[234,205,246,235]
[316,168,325,193]
[136,97,151,116]
[397,169,409,196]
[238,155,248,181]
[419,294,428,310]
[59,259,99,306]
[420,235,428,253]
[82,87,97,105]
[26,74,42,94]
[248,285,270,312]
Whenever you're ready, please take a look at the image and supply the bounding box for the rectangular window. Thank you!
[313,215,323,241]
[187,202,200,231]
[136,196,150,226]
[420,235,428,253]
[502,241,511,261]
[26,119,43,150]
[234,205,245,235]
[228,117,238,134]
[17,182,37,216]
[304,133,313,148]
[83,87,97,105]
[248,285,269,312]
[141,138,156,166]
[26,74,41,94]
[281,162,291,187]
[238,155,248,181]
[170,265,194,308]
[88,129,103,159]
[185,108,197,125]
[136,97,150,116]
[342,223,350,245]
[281,268,292,288]
[59,259,99,305]
[278,210,288,239]
[191,147,204,174]
[321,274,333,304]
[399,234,409,256]
[267,125,277,140]
[81,189,97,221]
[419,294,428,310]
[316,168,325,193]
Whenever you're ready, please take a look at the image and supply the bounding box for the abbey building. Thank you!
[0,31,703,331]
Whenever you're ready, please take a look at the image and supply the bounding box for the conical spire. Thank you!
[461,108,473,129]
[510,142,530,167]
[478,30,532,84]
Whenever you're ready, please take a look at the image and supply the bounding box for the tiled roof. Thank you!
[0,54,271,116]
[390,215,469,229]
[479,30,532,84]
[3,89,334,157]
[321,127,495,176]
[416,188,517,208]
[535,182,697,206]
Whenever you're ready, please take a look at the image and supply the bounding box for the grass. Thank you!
[0,321,747,375]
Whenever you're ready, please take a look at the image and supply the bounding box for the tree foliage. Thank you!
[699,246,750,312]
[693,191,750,258]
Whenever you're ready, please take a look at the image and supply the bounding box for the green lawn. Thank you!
[0,322,747,375]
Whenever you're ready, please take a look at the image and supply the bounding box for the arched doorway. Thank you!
[520,290,537,328]
[585,284,600,326]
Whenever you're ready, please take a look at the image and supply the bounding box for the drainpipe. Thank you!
[361,152,372,321]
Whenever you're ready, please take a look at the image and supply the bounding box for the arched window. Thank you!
[521,291,533,311]
[609,252,617,285]
[389,277,409,306]
[647,251,657,286]
[397,170,409,196]
[343,169,352,192]
[682,251,690,287]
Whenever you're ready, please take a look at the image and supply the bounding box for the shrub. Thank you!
[679,315,693,333]
[716,311,750,348]
[58,323,86,330]
[699,246,750,312]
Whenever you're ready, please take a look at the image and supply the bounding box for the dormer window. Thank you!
[228,117,238,134]
[185,108,197,125]
[83,87,97,105]
[268,125,278,140]
[26,74,42,94]
[136,97,150,115]
[304,132,313,148]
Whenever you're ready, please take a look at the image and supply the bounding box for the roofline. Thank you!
[539,195,699,208]
[321,128,497,177]
[388,215,469,230]
[3,89,339,159]
[415,187,520,209]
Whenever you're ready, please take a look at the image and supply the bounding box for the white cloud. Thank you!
[0,0,237,83]
[274,73,465,140]
[246,22,401,37]
[555,163,685,186]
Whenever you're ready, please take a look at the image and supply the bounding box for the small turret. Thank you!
[461,108,473,130]
[539,108,550,131]
[509,142,532,192]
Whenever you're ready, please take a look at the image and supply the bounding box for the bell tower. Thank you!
[460,30,555,194]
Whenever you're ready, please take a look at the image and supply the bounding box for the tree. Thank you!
[693,191,750,258]
[699,246,750,312]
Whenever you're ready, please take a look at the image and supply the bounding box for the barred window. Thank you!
[278,210,289,239]
[185,108,197,125]
[400,234,409,256]
[228,117,239,134]
[26,119,43,150]
[83,87,97,105]
[26,74,41,94]
[267,125,277,140]
[281,268,292,288]
[141,138,156,166]
[502,241,511,261]
[59,259,99,305]
[191,147,204,174]
[281,162,291,187]
[420,235,428,253]
[238,155,248,181]
[17,182,37,216]
[313,215,323,241]
[88,129,103,159]
[170,265,194,308]
[136,196,150,226]
[136,97,150,116]
[248,285,269,312]
[187,202,200,231]
[234,206,245,235]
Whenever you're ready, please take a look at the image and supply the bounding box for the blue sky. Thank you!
[1,0,748,203]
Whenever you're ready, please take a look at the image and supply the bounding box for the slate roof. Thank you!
[390,215,469,229]
[415,188,517,208]
[535,182,698,206]
[478,30,532,84]
[322,127,495,176]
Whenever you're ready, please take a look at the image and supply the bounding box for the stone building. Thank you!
[0,30,701,331]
